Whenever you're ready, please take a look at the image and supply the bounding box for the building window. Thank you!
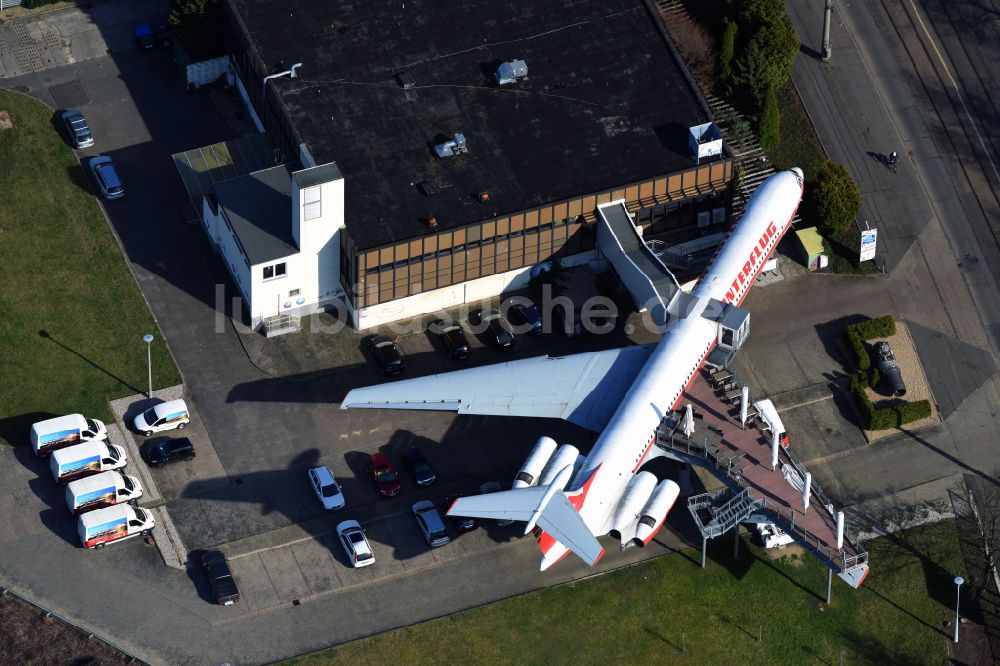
[303,186,321,221]
[263,262,287,280]
[289,289,300,297]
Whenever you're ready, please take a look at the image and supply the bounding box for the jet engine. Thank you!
[513,436,559,489]
[609,471,658,537]
[874,341,906,397]
[633,480,681,546]
[537,444,581,487]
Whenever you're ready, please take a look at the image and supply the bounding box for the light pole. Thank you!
[143,334,154,398]
[953,576,964,643]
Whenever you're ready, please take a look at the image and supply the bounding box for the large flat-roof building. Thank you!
[218,0,732,329]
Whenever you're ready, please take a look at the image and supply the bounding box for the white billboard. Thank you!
[860,228,878,262]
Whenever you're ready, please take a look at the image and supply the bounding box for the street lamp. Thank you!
[143,334,154,398]
[953,576,964,643]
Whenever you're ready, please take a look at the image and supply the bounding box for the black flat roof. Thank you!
[214,165,297,265]
[232,0,708,250]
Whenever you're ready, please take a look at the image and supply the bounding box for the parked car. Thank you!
[366,452,401,497]
[412,500,451,547]
[89,156,125,200]
[60,109,94,148]
[370,335,405,376]
[430,319,471,360]
[470,309,514,349]
[144,437,195,468]
[336,520,375,568]
[133,399,190,436]
[480,481,514,526]
[200,551,241,605]
[507,300,543,336]
[401,447,436,486]
[134,22,172,49]
[308,465,346,510]
[444,494,476,531]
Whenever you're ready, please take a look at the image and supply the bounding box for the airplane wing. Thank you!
[340,345,654,431]
[449,487,604,569]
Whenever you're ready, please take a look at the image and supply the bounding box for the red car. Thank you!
[366,452,401,497]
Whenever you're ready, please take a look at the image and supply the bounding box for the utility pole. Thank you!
[822,0,833,61]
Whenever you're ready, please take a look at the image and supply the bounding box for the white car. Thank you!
[336,520,375,568]
[308,466,346,510]
[132,399,190,436]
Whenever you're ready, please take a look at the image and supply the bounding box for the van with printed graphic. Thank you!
[78,505,154,549]
[66,471,143,514]
[50,441,127,484]
[31,414,108,456]
[132,399,190,436]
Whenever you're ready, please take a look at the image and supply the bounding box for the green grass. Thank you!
[769,80,827,183]
[286,520,965,665]
[0,90,180,446]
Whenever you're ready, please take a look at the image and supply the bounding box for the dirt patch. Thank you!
[862,322,940,442]
[0,594,132,665]
[758,542,808,565]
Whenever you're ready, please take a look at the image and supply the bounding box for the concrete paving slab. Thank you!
[231,553,282,614]
[259,547,312,603]
[290,538,342,596]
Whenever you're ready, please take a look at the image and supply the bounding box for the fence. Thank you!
[0,586,144,664]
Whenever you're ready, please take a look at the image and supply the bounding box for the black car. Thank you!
[444,494,476,531]
[145,437,195,467]
[200,551,241,605]
[470,309,514,349]
[507,300,543,336]
[370,335,405,376]
[430,319,471,360]
[402,447,436,486]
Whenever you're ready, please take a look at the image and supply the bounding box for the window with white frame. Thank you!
[263,263,287,280]
[303,186,322,221]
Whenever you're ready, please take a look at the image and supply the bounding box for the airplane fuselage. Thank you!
[567,169,805,546]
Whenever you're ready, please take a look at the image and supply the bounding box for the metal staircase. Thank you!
[688,488,764,540]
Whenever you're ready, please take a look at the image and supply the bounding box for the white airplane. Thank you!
[342,168,804,570]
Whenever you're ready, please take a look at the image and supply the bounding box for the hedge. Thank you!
[868,366,880,390]
[849,371,930,430]
[844,315,897,371]
[848,315,896,341]
[898,400,932,424]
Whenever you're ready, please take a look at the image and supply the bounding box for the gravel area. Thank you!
[863,321,940,442]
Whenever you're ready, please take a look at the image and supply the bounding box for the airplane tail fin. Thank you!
[447,477,604,571]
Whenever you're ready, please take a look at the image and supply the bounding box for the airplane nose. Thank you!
[790,167,803,179]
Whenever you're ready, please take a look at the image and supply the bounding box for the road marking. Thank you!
[907,0,1000,185]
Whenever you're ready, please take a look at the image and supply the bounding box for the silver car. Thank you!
[412,500,450,547]
[61,110,94,148]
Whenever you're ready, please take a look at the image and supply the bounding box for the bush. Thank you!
[870,408,899,430]
[811,160,862,237]
[846,330,870,370]
[720,18,738,80]
[758,86,781,150]
[898,400,932,424]
[752,16,800,91]
[869,366,881,390]
[850,315,896,340]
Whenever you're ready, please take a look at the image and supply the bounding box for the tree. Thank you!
[757,86,781,150]
[811,160,862,236]
[730,39,771,113]
[735,0,786,31]
[720,18,738,81]
[169,0,225,61]
[752,16,800,90]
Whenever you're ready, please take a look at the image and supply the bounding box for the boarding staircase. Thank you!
[688,488,765,539]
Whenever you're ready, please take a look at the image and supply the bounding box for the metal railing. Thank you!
[0,587,144,663]
[658,413,869,573]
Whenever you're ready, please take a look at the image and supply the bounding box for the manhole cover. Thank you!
[48,80,90,108]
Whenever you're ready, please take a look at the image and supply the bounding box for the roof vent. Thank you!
[395,71,415,89]
[434,133,467,158]
[495,59,528,85]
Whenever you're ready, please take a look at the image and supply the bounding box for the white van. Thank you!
[132,399,190,436]
[50,441,127,484]
[78,505,155,549]
[31,414,108,456]
[66,471,143,514]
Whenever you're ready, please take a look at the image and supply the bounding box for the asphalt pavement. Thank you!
[3,0,1000,663]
